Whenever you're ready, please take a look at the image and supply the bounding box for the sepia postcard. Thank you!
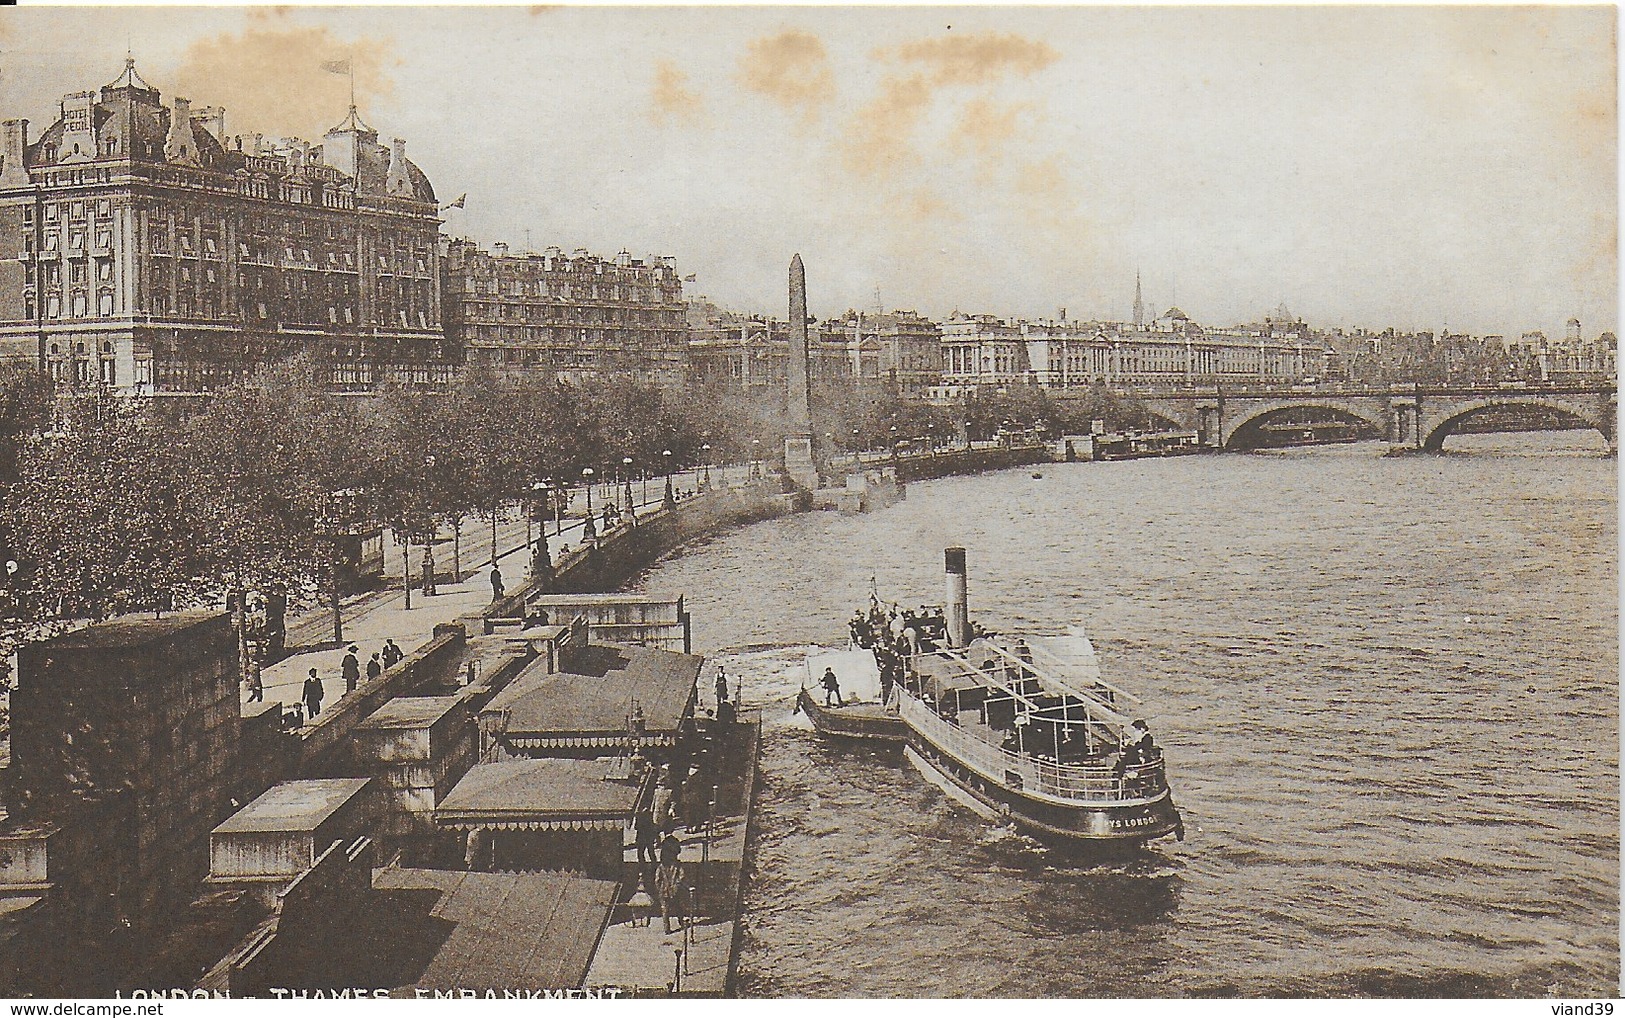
[0,3,1613,1004]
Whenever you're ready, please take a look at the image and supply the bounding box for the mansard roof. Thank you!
[18,62,436,204]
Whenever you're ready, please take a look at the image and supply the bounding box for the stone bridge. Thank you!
[1107,382,1618,453]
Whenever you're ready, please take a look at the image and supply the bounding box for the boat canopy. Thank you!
[934,639,1139,733]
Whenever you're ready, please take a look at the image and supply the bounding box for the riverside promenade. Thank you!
[253,479,696,719]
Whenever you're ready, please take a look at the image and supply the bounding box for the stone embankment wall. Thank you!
[526,484,798,598]
[889,444,1048,481]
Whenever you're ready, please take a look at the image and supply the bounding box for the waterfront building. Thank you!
[933,306,1329,397]
[440,239,687,387]
[0,61,449,393]
[829,309,943,397]
[686,299,858,388]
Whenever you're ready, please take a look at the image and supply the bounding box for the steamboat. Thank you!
[809,548,1183,847]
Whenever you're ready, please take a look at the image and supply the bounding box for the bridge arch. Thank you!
[1221,398,1388,450]
[1420,394,1613,452]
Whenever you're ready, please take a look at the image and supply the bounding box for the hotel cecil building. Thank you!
[0,62,450,393]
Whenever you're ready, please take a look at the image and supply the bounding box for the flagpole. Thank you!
[349,52,356,111]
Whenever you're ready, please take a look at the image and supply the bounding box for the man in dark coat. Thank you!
[381,638,403,669]
[655,832,684,934]
[490,564,505,602]
[302,668,324,719]
[366,652,383,682]
[341,645,360,693]
[820,666,844,708]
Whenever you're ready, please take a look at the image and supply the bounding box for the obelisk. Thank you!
[783,253,819,491]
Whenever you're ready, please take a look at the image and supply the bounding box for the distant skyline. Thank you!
[0,5,1615,338]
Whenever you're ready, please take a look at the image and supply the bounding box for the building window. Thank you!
[46,296,59,318]
[99,292,113,316]
[100,358,115,385]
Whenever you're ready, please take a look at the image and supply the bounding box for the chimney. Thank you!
[1058,307,1067,323]
[192,105,225,142]
[251,133,264,155]
[386,136,411,195]
[164,97,201,166]
[0,120,30,187]
[944,547,969,648]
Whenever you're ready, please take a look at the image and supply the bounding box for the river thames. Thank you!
[630,431,1617,997]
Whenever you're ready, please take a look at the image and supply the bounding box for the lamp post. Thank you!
[582,466,595,518]
[529,480,549,570]
[662,449,673,507]
[322,488,361,644]
[700,443,712,488]
[622,456,634,511]
[750,438,760,480]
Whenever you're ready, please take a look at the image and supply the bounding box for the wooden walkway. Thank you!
[584,717,759,996]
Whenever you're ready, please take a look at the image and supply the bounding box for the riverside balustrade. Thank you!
[899,693,1166,803]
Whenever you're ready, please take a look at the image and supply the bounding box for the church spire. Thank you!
[1132,269,1145,328]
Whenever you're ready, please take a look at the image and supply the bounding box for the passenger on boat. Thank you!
[849,611,868,648]
[820,667,845,707]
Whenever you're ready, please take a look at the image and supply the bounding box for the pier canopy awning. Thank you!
[483,642,703,741]
[434,759,641,832]
[375,867,617,994]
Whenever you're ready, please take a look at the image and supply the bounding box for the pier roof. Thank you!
[484,641,701,737]
[354,695,464,730]
[374,867,616,993]
[213,778,372,835]
[435,759,639,829]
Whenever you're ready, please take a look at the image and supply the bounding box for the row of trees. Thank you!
[0,354,1171,627]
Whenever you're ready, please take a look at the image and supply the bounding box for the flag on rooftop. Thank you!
[683,274,696,282]
[320,59,352,74]
[441,194,467,211]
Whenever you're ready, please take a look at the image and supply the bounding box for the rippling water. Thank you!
[629,432,1618,997]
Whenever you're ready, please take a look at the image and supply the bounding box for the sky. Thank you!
[0,5,1615,337]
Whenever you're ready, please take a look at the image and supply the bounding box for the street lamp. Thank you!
[750,438,760,479]
[582,467,595,516]
[622,456,634,510]
[700,443,712,488]
[662,449,673,507]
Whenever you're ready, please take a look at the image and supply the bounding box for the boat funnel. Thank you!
[945,547,969,648]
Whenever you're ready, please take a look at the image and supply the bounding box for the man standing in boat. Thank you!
[820,666,845,708]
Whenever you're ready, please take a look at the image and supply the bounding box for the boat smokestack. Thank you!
[945,547,968,648]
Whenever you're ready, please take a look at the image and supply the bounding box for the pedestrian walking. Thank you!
[246,661,264,703]
[655,832,684,934]
[341,645,360,694]
[421,547,437,597]
[490,563,505,602]
[382,638,403,670]
[366,652,383,682]
[302,668,325,719]
[634,807,659,866]
[715,666,729,710]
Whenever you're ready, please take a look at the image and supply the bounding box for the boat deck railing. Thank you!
[900,692,1166,803]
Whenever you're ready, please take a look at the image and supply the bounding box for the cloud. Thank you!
[842,74,932,179]
[738,29,835,122]
[891,31,1060,86]
[650,61,705,127]
[170,10,399,142]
